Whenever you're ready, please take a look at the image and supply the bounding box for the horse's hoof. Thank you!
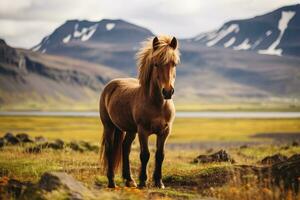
[154,180,165,189]
[108,182,116,188]
[138,181,147,189]
[125,179,137,187]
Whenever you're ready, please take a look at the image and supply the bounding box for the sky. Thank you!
[0,0,298,48]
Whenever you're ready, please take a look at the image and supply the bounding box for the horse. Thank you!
[99,35,180,189]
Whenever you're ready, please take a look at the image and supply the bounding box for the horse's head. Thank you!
[151,36,180,99]
[137,35,180,100]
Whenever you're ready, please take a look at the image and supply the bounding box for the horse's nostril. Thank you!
[162,88,167,96]
[171,88,174,95]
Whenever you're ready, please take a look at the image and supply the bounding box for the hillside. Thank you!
[0,39,126,110]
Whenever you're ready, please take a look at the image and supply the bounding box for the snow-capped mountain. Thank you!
[32,19,154,53]
[189,4,300,57]
[32,19,154,74]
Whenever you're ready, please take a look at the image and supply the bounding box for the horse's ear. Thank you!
[170,37,177,49]
[153,36,159,51]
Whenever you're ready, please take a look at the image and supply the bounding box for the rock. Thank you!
[193,150,235,164]
[39,172,93,199]
[79,141,99,152]
[25,145,43,154]
[48,139,64,150]
[240,144,248,149]
[2,178,33,199]
[292,141,299,146]
[271,155,300,192]
[260,153,288,165]
[69,141,84,152]
[3,132,20,145]
[35,136,47,143]
[16,133,33,143]
[0,137,4,148]
[288,153,300,161]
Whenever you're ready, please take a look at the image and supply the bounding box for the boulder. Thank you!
[69,142,84,152]
[79,141,99,152]
[16,133,33,143]
[25,145,43,154]
[292,141,299,146]
[48,139,64,150]
[0,137,4,148]
[3,133,20,145]
[288,153,300,161]
[260,153,288,165]
[39,172,93,199]
[193,150,235,164]
[271,154,300,193]
[0,178,33,199]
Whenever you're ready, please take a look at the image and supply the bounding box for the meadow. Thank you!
[0,116,300,199]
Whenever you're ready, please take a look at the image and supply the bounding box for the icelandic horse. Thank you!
[99,35,180,188]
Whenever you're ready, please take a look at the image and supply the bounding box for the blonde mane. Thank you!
[136,35,180,91]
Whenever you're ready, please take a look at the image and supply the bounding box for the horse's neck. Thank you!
[142,78,164,107]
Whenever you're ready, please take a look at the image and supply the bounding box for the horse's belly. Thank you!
[108,104,137,132]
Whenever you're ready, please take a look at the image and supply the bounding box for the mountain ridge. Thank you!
[189,4,300,57]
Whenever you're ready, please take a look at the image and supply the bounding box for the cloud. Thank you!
[0,0,299,48]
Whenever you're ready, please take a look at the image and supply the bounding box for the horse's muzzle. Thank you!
[162,88,174,99]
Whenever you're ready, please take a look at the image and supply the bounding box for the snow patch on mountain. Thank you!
[106,23,115,31]
[206,24,239,47]
[259,11,295,56]
[234,39,251,50]
[266,30,272,36]
[72,24,98,42]
[224,37,236,48]
[81,24,98,41]
[63,34,71,43]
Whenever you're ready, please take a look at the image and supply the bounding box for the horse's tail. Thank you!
[99,82,125,175]
[100,127,125,174]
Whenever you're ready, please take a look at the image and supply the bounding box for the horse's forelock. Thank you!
[137,36,180,89]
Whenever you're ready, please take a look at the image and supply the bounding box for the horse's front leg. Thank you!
[153,128,169,189]
[138,128,150,188]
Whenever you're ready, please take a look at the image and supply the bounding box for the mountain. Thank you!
[2,4,300,110]
[32,19,154,74]
[0,39,126,110]
[188,4,300,57]
[177,41,300,102]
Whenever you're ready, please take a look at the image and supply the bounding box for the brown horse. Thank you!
[99,35,180,188]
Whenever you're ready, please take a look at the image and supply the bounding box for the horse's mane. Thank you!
[136,35,180,91]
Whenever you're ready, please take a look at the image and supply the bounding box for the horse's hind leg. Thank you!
[103,125,116,188]
[122,132,137,187]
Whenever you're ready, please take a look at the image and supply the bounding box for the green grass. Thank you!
[0,116,299,142]
[0,116,300,199]
[175,101,300,112]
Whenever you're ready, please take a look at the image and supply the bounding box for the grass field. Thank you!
[0,116,300,199]
[0,116,300,142]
